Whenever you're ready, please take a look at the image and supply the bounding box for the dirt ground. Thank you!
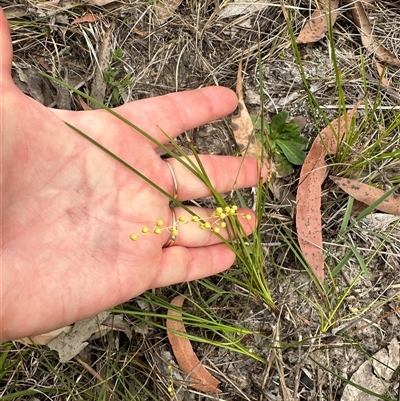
[2,0,400,400]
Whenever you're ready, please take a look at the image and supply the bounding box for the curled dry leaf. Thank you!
[166,295,221,394]
[296,0,340,44]
[296,103,360,283]
[345,0,400,67]
[330,176,400,216]
[231,59,259,158]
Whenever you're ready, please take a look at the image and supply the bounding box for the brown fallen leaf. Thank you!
[330,176,400,216]
[71,13,97,25]
[296,0,340,44]
[166,295,221,394]
[345,0,400,67]
[154,0,183,24]
[231,59,259,158]
[296,102,360,283]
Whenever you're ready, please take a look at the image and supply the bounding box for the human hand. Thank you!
[0,9,261,342]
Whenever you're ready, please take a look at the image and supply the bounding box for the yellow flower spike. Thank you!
[213,227,220,234]
[130,234,138,241]
[171,229,178,236]
[204,222,211,229]
[156,220,163,227]
[141,227,149,234]
[178,216,186,222]
[154,228,162,234]
[220,221,227,228]
[191,215,200,222]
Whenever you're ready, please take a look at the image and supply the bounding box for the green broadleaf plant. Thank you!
[252,110,308,176]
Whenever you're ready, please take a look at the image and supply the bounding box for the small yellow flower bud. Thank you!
[232,205,238,211]
[130,234,138,241]
[224,206,231,212]
[192,216,200,222]
[171,229,178,236]
[213,227,220,234]
[156,220,163,227]
[204,222,211,229]
[220,222,227,228]
[154,228,162,234]
[219,213,227,219]
[199,224,206,230]
[229,208,236,215]
[245,214,252,220]
[141,227,149,234]
[215,207,223,215]
[178,216,186,222]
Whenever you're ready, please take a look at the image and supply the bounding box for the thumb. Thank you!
[0,7,13,82]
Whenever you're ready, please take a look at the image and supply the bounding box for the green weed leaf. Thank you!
[276,139,306,165]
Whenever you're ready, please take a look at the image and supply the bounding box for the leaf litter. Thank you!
[166,295,221,394]
[296,102,361,283]
[330,176,400,216]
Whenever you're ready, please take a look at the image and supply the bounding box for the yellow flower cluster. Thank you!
[129,205,251,242]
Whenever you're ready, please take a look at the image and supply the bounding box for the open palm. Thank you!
[1,9,261,342]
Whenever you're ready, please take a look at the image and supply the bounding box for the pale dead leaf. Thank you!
[71,13,97,25]
[296,0,340,44]
[166,295,221,394]
[48,312,110,362]
[217,0,269,19]
[153,0,183,24]
[345,0,400,67]
[18,326,72,346]
[341,337,400,401]
[231,60,259,158]
[296,103,360,283]
[330,176,400,216]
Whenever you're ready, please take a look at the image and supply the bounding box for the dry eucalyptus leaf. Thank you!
[166,295,221,394]
[296,102,360,283]
[296,0,340,44]
[48,312,110,362]
[231,60,259,158]
[330,176,400,216]
[153,0,183,24]
[345,0,400,67]
[341,337,400,401]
